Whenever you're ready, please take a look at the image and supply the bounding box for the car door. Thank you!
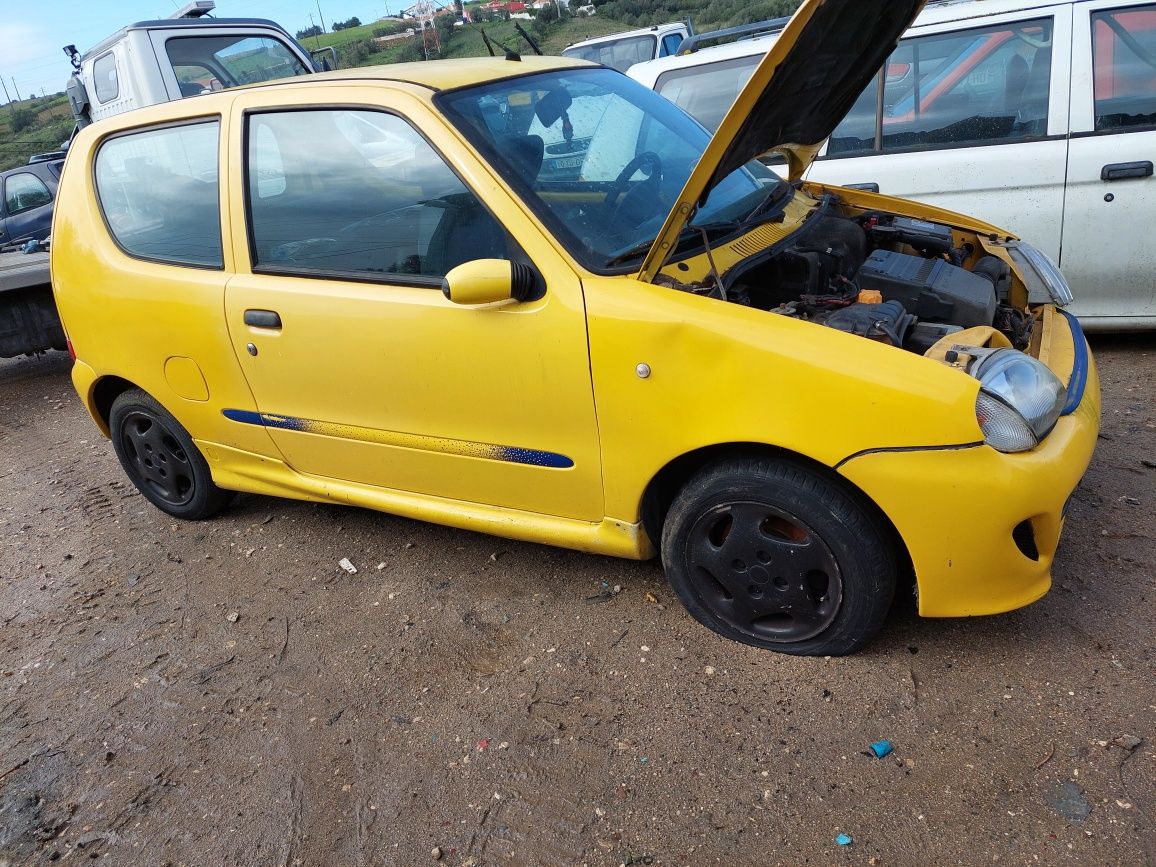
[809,6,1072,258]
[1061,0,1156,326]
[222,88,604,521]
[1,170,55,245]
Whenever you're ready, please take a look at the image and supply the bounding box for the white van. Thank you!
[562,22,691,72]
[630,0,1156,331]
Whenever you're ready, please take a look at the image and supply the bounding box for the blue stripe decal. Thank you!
[222,408,574,469]
[1059,309,1088,416]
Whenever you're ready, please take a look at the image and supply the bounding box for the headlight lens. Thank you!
[973,349,1066,452]
[1011,241,1074,306]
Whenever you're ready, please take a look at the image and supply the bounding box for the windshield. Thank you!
[561,35,658,72]
[437,67,782,273]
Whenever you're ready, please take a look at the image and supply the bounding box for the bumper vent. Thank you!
[1012,519,1040,561]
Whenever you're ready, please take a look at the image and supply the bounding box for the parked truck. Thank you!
[2,0,324,358]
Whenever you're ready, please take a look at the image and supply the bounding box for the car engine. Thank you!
[710,201,1033,353]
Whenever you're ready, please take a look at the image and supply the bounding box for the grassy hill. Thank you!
[0,95,72,172]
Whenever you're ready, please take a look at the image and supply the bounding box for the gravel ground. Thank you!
[1,336,1153,867]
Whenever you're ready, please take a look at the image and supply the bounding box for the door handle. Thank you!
[845,182,880,193]
[1101,161,1153,181]
[244,309,282,329]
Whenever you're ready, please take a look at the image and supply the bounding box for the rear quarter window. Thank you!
[1092,6,1156,130]
[94,121,223,268]
[93,52,119,104]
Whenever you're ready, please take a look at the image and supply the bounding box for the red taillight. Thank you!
[66,338,76,362]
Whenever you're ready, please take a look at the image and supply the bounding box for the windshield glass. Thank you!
[562,34,658,72]
[437,67,782,272]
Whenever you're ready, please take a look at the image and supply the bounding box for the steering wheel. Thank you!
[604,151,663,211]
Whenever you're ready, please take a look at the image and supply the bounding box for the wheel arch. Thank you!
[91,375,142,434]
[640,442,914,582]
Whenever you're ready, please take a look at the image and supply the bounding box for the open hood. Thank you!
[639,0,926,282]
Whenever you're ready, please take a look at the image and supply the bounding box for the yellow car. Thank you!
[52,0,1099,656]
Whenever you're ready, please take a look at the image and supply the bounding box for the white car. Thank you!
[630,0,1156,331]
[562,22,690,72]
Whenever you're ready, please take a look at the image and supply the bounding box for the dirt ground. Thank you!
[1,336,1153,867]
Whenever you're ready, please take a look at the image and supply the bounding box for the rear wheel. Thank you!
[660,457,896,656]
[109,389,233,520]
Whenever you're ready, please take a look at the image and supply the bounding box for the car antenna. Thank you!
[478,26,497,57]
[513,22,543,55]
[478,26,520,60]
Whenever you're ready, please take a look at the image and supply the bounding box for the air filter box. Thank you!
[855,249,998,328]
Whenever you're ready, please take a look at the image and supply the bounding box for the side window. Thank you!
[654,55,763,132]
[829,18,1054,155]
[94,121,223,268]
[1092,6,1156,130]
[4,173,53,215]
[245,109,508,280]
[93,52,119,104]
[660,33,684,57]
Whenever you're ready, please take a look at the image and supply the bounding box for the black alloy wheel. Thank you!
[119,410,195,507]
[686,501,843,643]
[661,457,897,656]
[109,389,233,520]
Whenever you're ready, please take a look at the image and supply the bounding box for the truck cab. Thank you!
[65,0,322,127]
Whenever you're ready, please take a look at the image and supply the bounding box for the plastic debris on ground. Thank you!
[836,832,853,846]
[338,557,358,574]
[870,739,894,759]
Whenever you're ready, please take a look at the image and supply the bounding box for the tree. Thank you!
[296,25,323,39]
[10,106,35,135]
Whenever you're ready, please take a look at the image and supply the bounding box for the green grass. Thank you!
[0,96,72,172]
[300,18,409,51]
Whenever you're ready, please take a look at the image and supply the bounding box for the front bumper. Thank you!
[838,340,1100,618]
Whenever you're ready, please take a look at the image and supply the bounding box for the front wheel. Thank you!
[660,457,897,656]
[109,389,233,520]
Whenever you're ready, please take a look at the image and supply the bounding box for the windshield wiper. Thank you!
[604,221,738,268]
[741,180,793,226]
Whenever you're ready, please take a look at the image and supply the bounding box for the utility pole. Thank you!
[309,12,322,47]
[315,0,327,33]
[12,78,21,102]
[0,76,11,106]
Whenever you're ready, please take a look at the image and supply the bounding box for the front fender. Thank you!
[583,276,983,522]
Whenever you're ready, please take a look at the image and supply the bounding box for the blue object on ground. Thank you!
[870,739,893,758]
[836,833,853,846]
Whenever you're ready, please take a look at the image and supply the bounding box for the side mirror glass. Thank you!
[441,259,538,306]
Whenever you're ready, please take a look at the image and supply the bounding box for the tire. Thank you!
[108,389,233,520]
[660,457,896,656]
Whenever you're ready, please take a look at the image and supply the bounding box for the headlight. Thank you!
[1007,241,1073,306]
[973,349,1066,452]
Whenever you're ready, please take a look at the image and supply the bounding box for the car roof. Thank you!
[0,160,62,181]
[917,0,1072,25]
[249,55,587,93]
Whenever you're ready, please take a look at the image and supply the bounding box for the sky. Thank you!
[0,0,400,102]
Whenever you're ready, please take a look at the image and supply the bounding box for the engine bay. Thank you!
[667,198,1034,354]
